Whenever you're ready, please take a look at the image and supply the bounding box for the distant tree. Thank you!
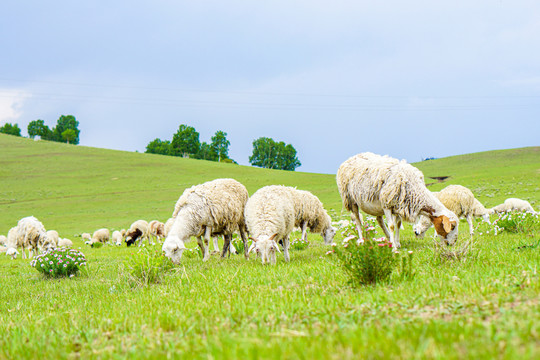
[0,123,21,137]
[61,129,77,144]
[145,138,171,155]
[249,137,301,171]
[194,142,217,161]
[210,130,230,162]
[170,124,200,157]
[52,115,80,144]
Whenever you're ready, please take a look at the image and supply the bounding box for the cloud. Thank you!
[0,89,31,125]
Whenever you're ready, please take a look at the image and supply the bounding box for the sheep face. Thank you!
[125,228,142,247]
[322,226,337,245]
[413,216,432,238]
[162,236,186,265]
[431,214,459,245]
[248,235,280,265]
[6,248,19,259]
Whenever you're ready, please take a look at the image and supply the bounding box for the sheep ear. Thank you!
[442,216,452,233]
[272,240,281,253]
[247,242,257,254]
[249,237,257,242]
[269,234,278,241]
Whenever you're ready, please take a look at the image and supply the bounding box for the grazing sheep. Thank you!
[91,228,110,244]
[0,235,6,246]
[292,189,336,244]
[245,185,296,265]
[491,198,537,214]
[81,233,92,243]
[414,185,492,237]
[125,220,150,247]
[6,216,49,259]
[148,220,165,242]
[337,152,459,248]
[58,238,73,248]
[44,230,60,249]
[111,230,125,246]
[162,178,249,264]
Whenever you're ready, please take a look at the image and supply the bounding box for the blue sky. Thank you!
[1,1,539,173]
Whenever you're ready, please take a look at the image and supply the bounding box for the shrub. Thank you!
[124,248,174,288]
[31,248,87,278]
[290,238,309,251]
[493,212,540,234]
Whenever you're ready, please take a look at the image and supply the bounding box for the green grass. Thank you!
[0,134,539,359]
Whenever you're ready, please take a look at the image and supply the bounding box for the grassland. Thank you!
[0,134,539,359]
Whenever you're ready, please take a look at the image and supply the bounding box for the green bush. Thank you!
[492,212,540,234]
[123,248,174,288]
[31,248,87,278]
[290,238,309,251]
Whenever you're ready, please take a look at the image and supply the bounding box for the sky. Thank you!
[1,1,539,174]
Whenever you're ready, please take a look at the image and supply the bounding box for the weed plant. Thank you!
[123,247,174,288]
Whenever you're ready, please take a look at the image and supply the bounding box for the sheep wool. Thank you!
[125,220,150,247]
[491,198,537,214]
[292,189,336,244]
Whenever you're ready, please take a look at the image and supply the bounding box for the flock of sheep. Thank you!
[1,152,537,265]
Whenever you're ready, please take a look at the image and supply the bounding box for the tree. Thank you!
[210,130,230,162]
[0,123,21,136]
[61,129,77,144]
[194,142,217,161]
[170,124,200,157]
[52,115,80,144]
[145,138,171,155]
[249,137,301,171]
[28,119,53,139]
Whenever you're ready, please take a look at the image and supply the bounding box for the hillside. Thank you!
[0,133,538,236]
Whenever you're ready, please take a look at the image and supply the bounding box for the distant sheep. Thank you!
[81,233,92,243]
[111,230,125,246]
[91,228,110,244]
[125,220,150,247]
[5,227,22,259]
[45,230,60,248]
[337,152,459,248]
[6,216,49,259]
[58,238,73,248]
[245,185,296,265]
[148,220,165,242]
[162,178,249,264]
[292,189,336,244]
[491,198,537,214]
[0,235,6,246]
[414,185,492,237]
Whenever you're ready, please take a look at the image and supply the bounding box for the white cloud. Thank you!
[0,89,31,125]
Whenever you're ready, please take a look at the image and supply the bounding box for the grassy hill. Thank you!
[0,133,538,236]
[0,133,539,359]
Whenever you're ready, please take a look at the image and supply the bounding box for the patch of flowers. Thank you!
[290,238,309,251]
[476,211,540,235]
[30,248,87,278]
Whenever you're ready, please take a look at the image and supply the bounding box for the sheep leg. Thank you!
[350,205,364,241]
[376,216,391,240]
[383,209,400,249]
[212,236,220,254]
[301,222,308,242]
[221,234,232,258]
[196,236,206,260]
[466,214,474,237]
[202,228,211,261]
[240,227,250,260]
[283,236,291,262]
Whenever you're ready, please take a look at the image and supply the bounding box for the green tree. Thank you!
[61,129,77,144]
[170,124,200,157]
[28,119,53,139]
[249,137,301,171]
[0,123,21,137]
[52,115,80,144]
[194,142,217,161]
[210,130,230,162]
[145,138,171,155]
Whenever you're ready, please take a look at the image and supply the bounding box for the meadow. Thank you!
[0,134,539,359]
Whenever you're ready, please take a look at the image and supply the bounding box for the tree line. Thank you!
[146,124,301,171]
[0,115,80,144]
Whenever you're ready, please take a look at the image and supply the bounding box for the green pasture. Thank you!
[0,134,539,359]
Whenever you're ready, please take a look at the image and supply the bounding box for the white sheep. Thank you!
[162,178,249,264]
[245,185,296,265]
[148,220,165,242]
[5,227,21,259]
[111,229,125,246]
[125,220,150,246]
[491,198,537,214]
[45,230,60,249]
[414,185,492,237]
[91,228,110,244]
[81,233,92,243]
[0,235,6,246]
[337,152,459,248]
[292,189,336,244]
[6,216,49,259]
[58,238,73,248]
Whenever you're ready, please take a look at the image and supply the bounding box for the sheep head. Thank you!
[322,226,337,245]
[162,235,187,265]
[6,247,19,259]
[125,228,142,247]
[413,215,432,238]
[248,234,280,265]
[430,213,458,245]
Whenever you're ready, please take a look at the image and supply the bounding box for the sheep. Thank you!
[125,220,150,247]
[292,189,336,244]
[91,228,110,244]
[162,178,249,264]
[44,230,60,249]
[112,229,125,246]
[413,185,492,237]
[148,220,165,242]
[6,216,49,259]
[58,238,73,248]
[490,198,537,214]
[245,185,296,265]
[81,233,92,243]
[336,152,459,249]
[0,235,6,246]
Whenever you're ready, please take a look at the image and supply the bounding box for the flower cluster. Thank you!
[476,211,540,235]
[30,248,87,278]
